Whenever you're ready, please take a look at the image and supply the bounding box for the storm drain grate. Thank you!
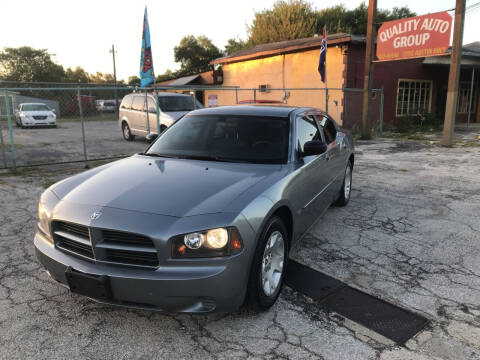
[285,260,429,345]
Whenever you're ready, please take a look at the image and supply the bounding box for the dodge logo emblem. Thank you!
[90,211,102,220]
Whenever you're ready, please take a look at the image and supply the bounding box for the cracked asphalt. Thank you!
[0,139,479,360]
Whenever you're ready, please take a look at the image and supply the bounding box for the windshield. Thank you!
[22,104,49,111]
[146,114,289,164]
[158,96,204,112]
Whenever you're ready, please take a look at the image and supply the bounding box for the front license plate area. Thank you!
[65,267,112,301]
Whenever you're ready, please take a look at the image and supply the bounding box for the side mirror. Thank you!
[302,140,327,157]
[148,106,156,113]
[146,133,158,144]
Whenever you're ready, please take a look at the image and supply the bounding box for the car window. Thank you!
[296,116,320,153]
[319,116,337,144]
[157,95,203,112]
[120,96,133,110]
[21,104,49,111]
[131,96,145,111]
[147,97,156,112]
[147,114,289,164]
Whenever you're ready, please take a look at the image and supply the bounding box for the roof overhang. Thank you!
[211,34,364,66]
[423,55,480,68]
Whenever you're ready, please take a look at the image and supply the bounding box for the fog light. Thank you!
[205,228,228,249]
[184,232,204,249]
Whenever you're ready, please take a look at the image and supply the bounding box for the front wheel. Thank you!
[246,216,288,311]
[334,160,352,207]
[122,122,135,141]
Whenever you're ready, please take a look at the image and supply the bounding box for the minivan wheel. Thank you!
[247,216,288,311]
[122,122,134,141]
[334,160,352,207]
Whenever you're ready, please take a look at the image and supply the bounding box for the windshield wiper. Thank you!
[138,152,180,158]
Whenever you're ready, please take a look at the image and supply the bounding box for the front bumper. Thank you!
[34,231,248,313]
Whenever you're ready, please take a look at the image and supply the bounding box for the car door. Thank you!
[130,95,147,134]
[147,96,160,133]
[316,115,344,202]
[289,115,331,238]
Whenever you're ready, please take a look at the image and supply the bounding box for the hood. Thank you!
[23,111,54,116]
[52,155,281,217]
[163,111,189,121]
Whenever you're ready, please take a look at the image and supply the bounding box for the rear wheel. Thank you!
[334,161,352,206]
[247,216,288,311]
[122,122,134,141]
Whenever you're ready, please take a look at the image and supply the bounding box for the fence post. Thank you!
[379,90,384,134]
[4,89,16,168]
[155,88,160,134]
[0,121,7,168]
[77,87,88,163]
[235,88,238,104]
[253,89,257,103]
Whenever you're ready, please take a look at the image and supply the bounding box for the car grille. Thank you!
[33,115,47,120]
[52,221,159,268]
[53,221,94,259]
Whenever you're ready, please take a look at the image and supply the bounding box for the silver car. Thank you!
[119,92,203,141]
[35,105,354,313]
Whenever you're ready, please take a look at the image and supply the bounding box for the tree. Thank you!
[127,75,141,86]
[156,70,176,83]
[225,38,247,56]
[89,72,115,84]
[64,66,90,83]
[247,0,318,46]
[0,47,65,82]
[174,35,224,75]
[316,3,416,35]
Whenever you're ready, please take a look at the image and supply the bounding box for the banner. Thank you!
[140,7,155,87]
[376,12,452,61]
[318,27,327,83]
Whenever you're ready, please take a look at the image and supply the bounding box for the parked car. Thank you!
[34,105,354,313]
[98,100,117,113]
[118,91,204,141]
[64,95,97,116]
[15,103,56,127]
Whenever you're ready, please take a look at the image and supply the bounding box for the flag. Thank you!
[140,7,155,87]
[318,27,327,83]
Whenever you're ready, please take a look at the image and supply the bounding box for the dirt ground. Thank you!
[0,139,479,360]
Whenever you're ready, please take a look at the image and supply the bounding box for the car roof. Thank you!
[188,105,303,117]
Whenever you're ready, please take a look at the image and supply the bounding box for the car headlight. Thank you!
[37,190,59,243]
[172,227,243,258]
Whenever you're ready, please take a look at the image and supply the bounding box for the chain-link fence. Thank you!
[0,85,383,169]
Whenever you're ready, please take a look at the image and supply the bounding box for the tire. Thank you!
[334,160,353,207]
[246,216,288,311]
[122,122,135,141]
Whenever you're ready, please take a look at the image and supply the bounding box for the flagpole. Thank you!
[324,26,328,115]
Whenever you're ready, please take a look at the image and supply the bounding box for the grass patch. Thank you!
[42,178,56,189]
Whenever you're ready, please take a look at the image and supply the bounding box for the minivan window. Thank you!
[120,96,133,110]
[132,96,145,111]
[158,96,203,112]
[147,115,289,164]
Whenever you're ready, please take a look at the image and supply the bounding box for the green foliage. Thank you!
[247,0,317,46]
[0,47,65,82]
[174,35,223,75]
[64,66,90,83]
[156,70,176,83]
[396,112,443,133]
[244,0,416,47]
[225,38,247,56]
[89,72,115,84]
[127,75,141,86]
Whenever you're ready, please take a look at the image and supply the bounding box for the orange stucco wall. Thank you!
[204,46,347,124]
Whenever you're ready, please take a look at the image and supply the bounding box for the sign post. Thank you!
[442,0,466,147]
[361,0,377,140]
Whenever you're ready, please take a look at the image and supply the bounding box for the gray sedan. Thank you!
[34,105,354,313]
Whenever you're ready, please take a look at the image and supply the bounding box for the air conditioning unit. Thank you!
[259,84,270,93]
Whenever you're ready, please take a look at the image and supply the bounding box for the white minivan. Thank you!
[118,92,203,141]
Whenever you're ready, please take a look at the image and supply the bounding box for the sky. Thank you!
[1,0,479,81]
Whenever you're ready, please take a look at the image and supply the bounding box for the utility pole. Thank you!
[110,44,118,113]
[361,0,377,140]
[441,0,466,146]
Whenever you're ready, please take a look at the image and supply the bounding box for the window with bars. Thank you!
[396,80,432,116]
[457,81,477,114]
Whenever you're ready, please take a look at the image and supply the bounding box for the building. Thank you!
[205,34,479,129]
